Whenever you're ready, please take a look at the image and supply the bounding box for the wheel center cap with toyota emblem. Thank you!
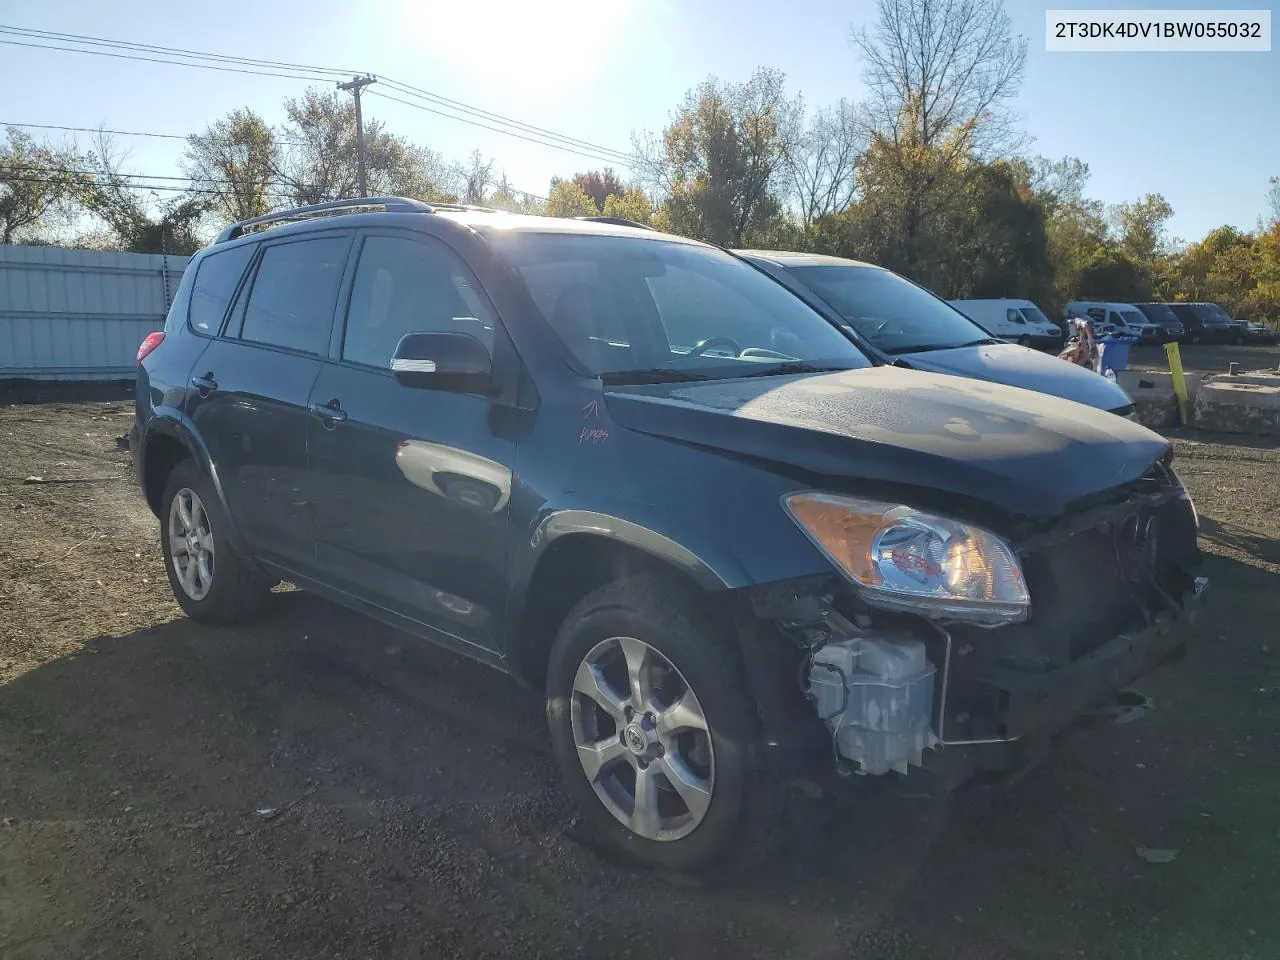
[623,722,652,756]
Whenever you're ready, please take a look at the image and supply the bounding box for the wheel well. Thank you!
[142,434,190,516]
[517,535,709,691]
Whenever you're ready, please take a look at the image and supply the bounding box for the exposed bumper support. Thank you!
[938,574,1206,747]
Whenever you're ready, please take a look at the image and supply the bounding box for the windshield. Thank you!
[487,234,870,380]
[1019,305,1053,326]
[1136,302,1177,324]
[1199,303,1235,323]
[786,265,990,354]
[1117,309,1149,326]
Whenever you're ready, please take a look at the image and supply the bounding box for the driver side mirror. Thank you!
[391,332,493,393]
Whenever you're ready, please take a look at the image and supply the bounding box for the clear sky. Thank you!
[1,0,1276,241]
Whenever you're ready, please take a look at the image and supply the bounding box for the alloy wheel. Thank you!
[169,487,214,601]
[570,636,715,842]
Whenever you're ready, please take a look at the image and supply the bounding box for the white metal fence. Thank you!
[0,245,190,380]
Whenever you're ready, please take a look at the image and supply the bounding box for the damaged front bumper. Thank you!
[805,575,1207,789]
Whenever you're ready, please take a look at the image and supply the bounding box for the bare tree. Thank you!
[1268,176,1280,227]
[453,150,496,205]
[851,0,1027,159]
[786,99,866,228]
[81,132,207,254]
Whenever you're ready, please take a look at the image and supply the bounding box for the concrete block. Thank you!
[1117,369,1203,403]
[1130,389,1178,429]
[1205,371,1280,389]
[1192,381,1280,435]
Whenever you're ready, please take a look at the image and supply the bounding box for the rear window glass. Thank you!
[240,237,348,355]
[188,245,254,334]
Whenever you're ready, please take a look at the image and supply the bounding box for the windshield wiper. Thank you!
[600,368,708,385]
[733,361,850,379]
[890,342,967,354]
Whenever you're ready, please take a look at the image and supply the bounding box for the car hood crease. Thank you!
[604,367,1169,518]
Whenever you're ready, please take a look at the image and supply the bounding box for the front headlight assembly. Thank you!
[784,493,1030,626]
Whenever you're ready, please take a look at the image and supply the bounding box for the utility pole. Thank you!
[338,74,377,198]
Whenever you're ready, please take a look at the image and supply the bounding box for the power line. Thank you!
[0,38,335,83]
[0,25,357,76]
[367,90,630,167]
[0,120,309,148]
[1,172,295,199]
[379,78,634,163]
[9,164,549,204]
[0,24,637,168]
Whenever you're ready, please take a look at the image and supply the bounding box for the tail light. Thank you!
[137,331,165,365]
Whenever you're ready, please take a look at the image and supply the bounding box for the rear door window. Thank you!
[239,236,349,355]
[188,244,255,334]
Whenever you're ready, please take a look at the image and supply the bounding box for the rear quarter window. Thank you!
[188,244,255,334]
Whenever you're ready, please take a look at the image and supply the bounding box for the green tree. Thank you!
[0,127,87,244]
[182,109,279,225]
[545,180,599,218]
[572,169,624,212]
[1114,193,1174,265]
[848,0,1027,277]
[635,67,802,246]
[277,88,453,205]
[601,187,655,225]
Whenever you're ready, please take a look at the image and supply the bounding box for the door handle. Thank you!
[308,400,348,426]
[191,373,218,396]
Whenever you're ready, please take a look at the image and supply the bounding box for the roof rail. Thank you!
[216,197,434,243]
[574,216,656,231]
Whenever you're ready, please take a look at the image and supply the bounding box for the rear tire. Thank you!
[545,573,780,876]
[160,460,273,625]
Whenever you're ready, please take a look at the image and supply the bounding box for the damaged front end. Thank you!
[754,458,1206,788]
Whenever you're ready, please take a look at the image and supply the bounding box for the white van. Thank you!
[1064,302,1160,343]
[947,298,1062,349]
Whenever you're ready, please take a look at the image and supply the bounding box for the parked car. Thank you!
[945,297,1063,348]
[1133,302,1184,342]
[1168,302,1236,344]
[1064,302,1161,344]
[132,199,1205,874]
[1245,321,1278,345]
[735,252,1130,414]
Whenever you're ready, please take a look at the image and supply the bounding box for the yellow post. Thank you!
[1166,341,1190,425]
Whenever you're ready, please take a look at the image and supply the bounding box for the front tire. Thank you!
[160,460,273,624]
[546,574,777,875]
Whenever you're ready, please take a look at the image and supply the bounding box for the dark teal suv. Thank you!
[132,198,1205,874]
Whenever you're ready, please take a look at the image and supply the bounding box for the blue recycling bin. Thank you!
[1098,335,1138,376]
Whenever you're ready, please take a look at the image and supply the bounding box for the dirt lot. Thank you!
[1,402,1278,960]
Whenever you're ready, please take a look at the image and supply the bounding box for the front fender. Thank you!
[527,504,741,593]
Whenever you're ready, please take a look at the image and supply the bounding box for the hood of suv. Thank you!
[605,367,1168,518]
[895,342,1132,413]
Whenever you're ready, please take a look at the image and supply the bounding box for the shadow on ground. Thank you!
[2,564,1278,960]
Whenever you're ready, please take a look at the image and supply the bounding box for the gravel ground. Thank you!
[1128,342,1279,376]
[1,402,1278,960]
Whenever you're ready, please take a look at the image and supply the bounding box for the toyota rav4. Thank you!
[132,198,1205,875]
